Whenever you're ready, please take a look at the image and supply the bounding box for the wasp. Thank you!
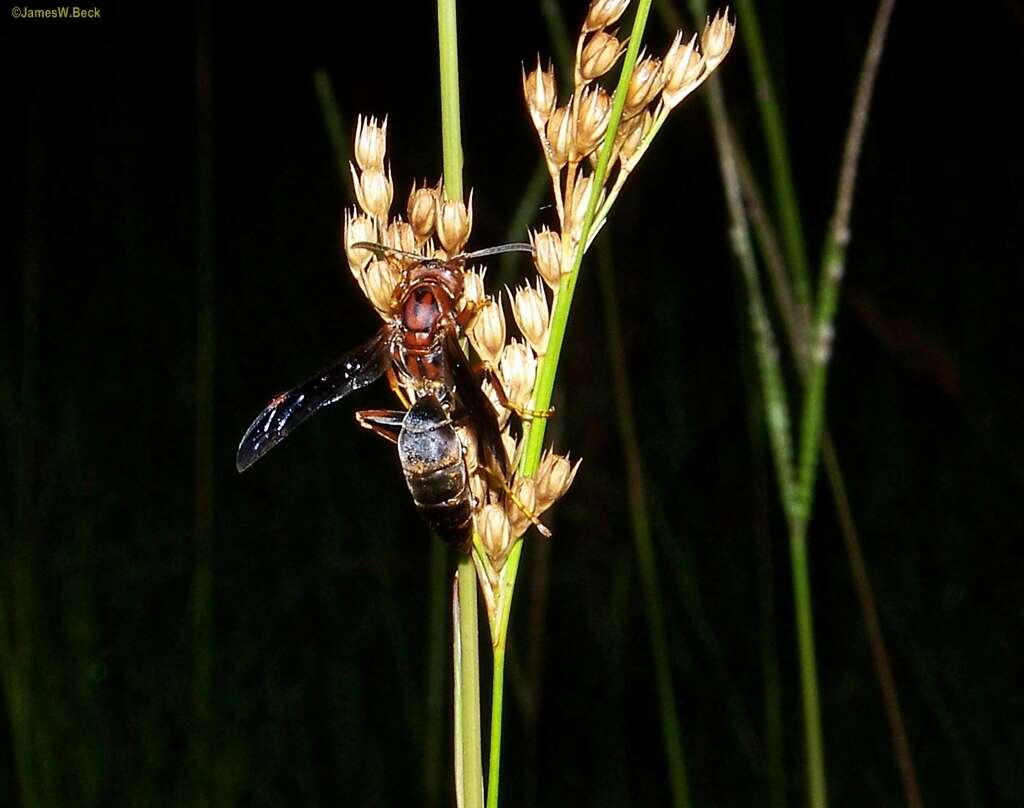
[235,242,537,547]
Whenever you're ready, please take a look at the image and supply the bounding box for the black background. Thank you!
[3,0,1023,805]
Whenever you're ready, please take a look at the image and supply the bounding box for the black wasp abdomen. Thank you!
[397,395,474,547]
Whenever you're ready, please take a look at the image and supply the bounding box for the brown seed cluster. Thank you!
[342,117,578,573]
[523,2,735,261]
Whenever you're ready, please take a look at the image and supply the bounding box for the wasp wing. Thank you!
[442,329,509,478]
[236,330,390,472]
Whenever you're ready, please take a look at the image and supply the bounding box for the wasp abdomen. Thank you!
[398,395,474,547]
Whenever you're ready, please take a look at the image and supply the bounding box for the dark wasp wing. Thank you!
[236,329,390,472]
[442,328,509,478]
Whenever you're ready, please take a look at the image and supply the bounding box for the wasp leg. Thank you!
[479,463,552,539]
[481,366,556,422]
[386,365,412,409]
[355,409,406,444]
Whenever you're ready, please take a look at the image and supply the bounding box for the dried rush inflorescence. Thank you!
[343,116,578,600]
[524,2,735,269]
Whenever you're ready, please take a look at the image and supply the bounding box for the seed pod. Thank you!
[580,30,624,80]
[624,54,664,119]
[478,503,512,560]
[584,0,630,33]
[384,218,417,254]
[545,103,574,168]
[344,209,378,276]
[536,450,581,510]
[407,183,437,242]
[662,32,706,108]
[435,191,473,254]
[501,431,519,470]
[499,340,537,408]
[506,477,539,539]
[523,58,557,131]
[362,259,399,316]
[351,163,394,222]
[511,279,550,355]
[354,115,388,172]
[617,109,653,165]
[701,9,735,69]
[470,297,506,364]
[530,227,563,290]
[456,424,480,475]
[576,85,612,157]
[461,267,487,311]
[567,171,600,242]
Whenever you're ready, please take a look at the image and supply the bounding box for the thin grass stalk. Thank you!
[730,0,811,314]
[734,120,921,806]
[424,541,447,808]
[792,0,896,529]
[484,8,657,805]
[436,3,483,806]
[190,0,216,799]
[313,69,350,186]
[598,239,692,808]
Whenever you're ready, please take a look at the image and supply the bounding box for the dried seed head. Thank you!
[470,298,506,364]
[530,227,563,290]
[478,503,512,559]
[624,54,664,118]
[545,103,574,168]
[584,0,630,32]
[576,84,612,157]
[523,58,558,130]
[701,8,735,70]
[363,259,400,315]
[457,425,480,475]
[470,474,487,509]
[567,171,602,242]
[580,30,624,80]
[663,31,706,108]
[351,163,394,222]
[617,108,653,165]
[501,431,519,469]
[461,267,487,310]
[499,340,537,408]
[506,477,539,539]
[344,209,379,276]
[435,191,473,254]
[384,217,417,255]
[536,450,581,510]
[407,183,437,242]
[511,280,550,355]
[354,115,388,172]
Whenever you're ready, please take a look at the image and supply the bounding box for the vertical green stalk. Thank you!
[437,3,481,807]
[598,241,691,808]
[731,0,811,312]
[191,0,215,800]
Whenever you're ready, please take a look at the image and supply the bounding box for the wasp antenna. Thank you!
[350,241,425,262]
[457,243,535,261]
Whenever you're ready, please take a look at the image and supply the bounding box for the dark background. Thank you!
[3,0,1023,805]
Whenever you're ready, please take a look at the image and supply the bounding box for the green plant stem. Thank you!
[437,3,481,806]
[598,240,691,808]
[437,0,463,200]
[312,69,350,187]
[792,0,896,529]
[731,0,811,313]
[520,0,654,475]
[424,541,446,808]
